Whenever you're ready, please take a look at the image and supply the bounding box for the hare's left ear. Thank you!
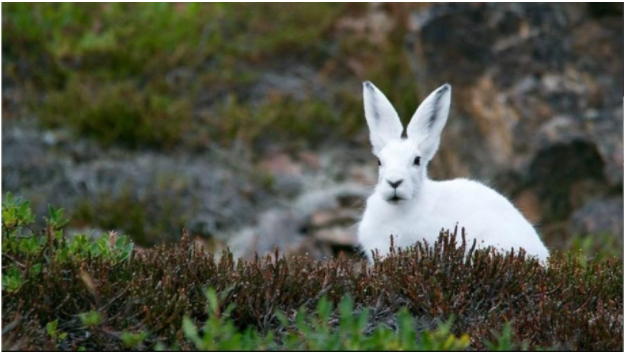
[406,84,451,161]
[363,81,404,155]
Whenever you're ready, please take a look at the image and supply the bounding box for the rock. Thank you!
[314,227,357,247]
[226,183,368,259]
[226,228,258,259]
[258,153,304,197]
[2,120,277,245]
[528,140,608,221]
[255,208,307,254]
[309,208,359,228]
[259,153,302,176]
[298,150,322,170]
[569,197,623,239]
[409,3,622,182]
[251,65,319,102]
[310,210,337,227]
[3,117,373,258]
[335,3,395,46]
[513,189,541,224]
[2,124,66,193]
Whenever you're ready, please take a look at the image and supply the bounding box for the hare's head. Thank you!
[363,81,451,204]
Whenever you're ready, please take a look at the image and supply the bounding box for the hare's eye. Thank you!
[377,158,382,167]
[413,156,421,166]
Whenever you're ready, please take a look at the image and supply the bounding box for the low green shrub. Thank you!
[180,288,470,351]
[2,194,622,351]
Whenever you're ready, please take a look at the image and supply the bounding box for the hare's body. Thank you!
[359,178,549,261]
[357,81,549,262]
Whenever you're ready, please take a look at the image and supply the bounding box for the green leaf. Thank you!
[316,296,332,323]
[206,287,219,316]
[121,330,148,348]
[90,242,101,256]
[30,263,42,277]
[274,310,289,328]
[48,204,57,221]
[2,266,23,292]
[182,316,199,342]
[79,311,102,327]
[338,295,353,332]
[46,319,59,337]
[115,235,128,249]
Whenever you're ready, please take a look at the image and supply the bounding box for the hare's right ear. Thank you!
[363,81,403,154]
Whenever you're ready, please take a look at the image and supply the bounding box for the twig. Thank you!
[2,253,26,268]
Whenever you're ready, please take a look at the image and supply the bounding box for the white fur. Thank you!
[358,82,549,262]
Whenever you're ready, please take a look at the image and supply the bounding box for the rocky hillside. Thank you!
[2,3,621,259]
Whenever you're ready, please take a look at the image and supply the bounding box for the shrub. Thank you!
[39,77,192,149]
[180,288,470,351]
[2,194,622,351]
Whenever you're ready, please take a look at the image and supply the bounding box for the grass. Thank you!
[3,3,420,151]
[2,193,622,351]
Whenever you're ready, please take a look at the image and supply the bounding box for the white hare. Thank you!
[357,81,549,262]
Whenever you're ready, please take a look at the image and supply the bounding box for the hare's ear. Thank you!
[363,81,403,154]
[406,84,451,161]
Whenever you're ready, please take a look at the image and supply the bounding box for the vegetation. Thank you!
[4,5,621,350]
[71,187,192,246]
[568,232,622,263]
[181,289,470,351]
[3,3,420,151]
[2,194,622,351]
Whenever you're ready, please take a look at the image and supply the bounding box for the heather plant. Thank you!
[2,194,622,351]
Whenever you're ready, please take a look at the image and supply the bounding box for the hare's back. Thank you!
[429,178,516,212]
[428,178,548,259]
[426,179,529,231]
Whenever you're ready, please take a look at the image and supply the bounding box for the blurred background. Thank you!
[2,3,622,260]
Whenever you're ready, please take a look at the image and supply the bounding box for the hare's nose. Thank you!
[387,179,403,189]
